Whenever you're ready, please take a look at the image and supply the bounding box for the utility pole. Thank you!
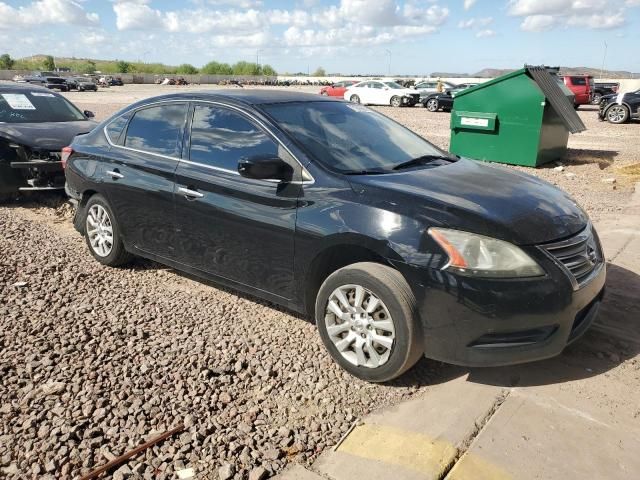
[384,49,391,77]
[599,41,608,80]
[256,49,263,68]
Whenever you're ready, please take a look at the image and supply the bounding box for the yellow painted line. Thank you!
[446,452,513,480]
[336,423,457,475]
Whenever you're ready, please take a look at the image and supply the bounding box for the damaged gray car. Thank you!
[0,83,96,200]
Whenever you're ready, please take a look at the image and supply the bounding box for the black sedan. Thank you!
[64,91,605,382]
[598,90,640,124]
[0,84,96,200]
[422,91,454,112]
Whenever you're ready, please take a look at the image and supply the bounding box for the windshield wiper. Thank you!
[392,154,453,171]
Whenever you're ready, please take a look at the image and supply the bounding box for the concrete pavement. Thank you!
[275,183,640,480]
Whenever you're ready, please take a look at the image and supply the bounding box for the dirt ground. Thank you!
[1,83,639,480]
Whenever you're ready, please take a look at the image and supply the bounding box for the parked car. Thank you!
[598,90,640,124]
[592,82,619,104]
[421,91,454,112]
[560,75,594,108]
[320,81,358,97]
[413,80,457,95]
[0,84,96,200]
[344,80,420,107]
[67,77,98,92]
[19,71,68,92]
[64,91,605,382]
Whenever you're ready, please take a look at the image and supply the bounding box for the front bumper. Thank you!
[396,249,606,367]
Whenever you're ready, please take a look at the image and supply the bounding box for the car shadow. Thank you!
[536,148,620,170]
[393,263,640,388]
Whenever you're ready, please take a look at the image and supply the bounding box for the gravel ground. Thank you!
[0,203,441,480]
[1,84,639,479]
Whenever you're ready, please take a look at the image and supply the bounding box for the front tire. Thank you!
[315,262,422,382]
[349,94,360,104]
[592,93,602,104]
[606,105,629,124]
[390,96,402,107]
[425,98,439,112]
[83,194,132,266]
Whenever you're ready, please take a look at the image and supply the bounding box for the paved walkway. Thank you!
[275,183,640,480]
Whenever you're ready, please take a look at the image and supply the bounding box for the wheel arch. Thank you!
[302,239,401,317]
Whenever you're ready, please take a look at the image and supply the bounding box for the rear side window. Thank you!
[124,103,187,157]
[189,105,279,172]
[105,114,129,145]
[571,77,587,86]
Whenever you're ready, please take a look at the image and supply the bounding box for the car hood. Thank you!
[349,159,588,245]
[0,121,96,151]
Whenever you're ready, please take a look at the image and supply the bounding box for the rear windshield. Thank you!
[260,101,445,174]
[0,91,86,123]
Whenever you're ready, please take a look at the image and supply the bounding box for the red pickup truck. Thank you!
[560,75,594,108]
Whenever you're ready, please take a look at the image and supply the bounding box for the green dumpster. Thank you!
[449,65,586,167]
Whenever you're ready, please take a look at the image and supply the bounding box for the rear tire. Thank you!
[592,93,602,104]
[349,94,360,104]
[83,194,133,267]
[606,104,629,124]
[315,262,422,382]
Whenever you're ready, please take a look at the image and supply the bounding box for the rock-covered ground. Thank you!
[0,204,441,479]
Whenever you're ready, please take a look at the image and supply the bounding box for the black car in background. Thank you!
[422,91,454,112]
[0,84,95,199]
[64,91,605,382]
[592,82,619,104]
[599,89,640,124]
[67,77,98,92]
[19,71,69,92]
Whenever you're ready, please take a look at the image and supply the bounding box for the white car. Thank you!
[343,80,420,107]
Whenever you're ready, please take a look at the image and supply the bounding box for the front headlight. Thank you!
[428,228,544,278]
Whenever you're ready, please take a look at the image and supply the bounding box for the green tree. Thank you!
[43,55,55,71]
[201,61,233,75]
[232,61,261,76]
[0,53,15,70]
[312,66,326,77]
[176,63,198,75]
[116,60,131,73]
[261,64,277,76]
[77,60,96,74]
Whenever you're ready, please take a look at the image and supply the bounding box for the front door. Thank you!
[173,103,300,299]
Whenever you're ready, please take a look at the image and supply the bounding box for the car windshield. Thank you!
[383,82,403,89]
[261,101,448,174]
[0,91,86,123]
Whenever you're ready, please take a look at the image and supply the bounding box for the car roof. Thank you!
[0,82,59,94]
[124,89,340,110]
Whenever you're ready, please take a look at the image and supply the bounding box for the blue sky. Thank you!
[0,0,639,75]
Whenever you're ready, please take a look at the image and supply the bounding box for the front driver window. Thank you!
[189,105,280,172]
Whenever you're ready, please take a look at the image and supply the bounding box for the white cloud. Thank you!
[509,0,629,31]
[0,0,99,28]
[476,29,496,37]
[520,14,558,31]
[458,16,493,29]
[626,0,640,5]
[464,0,477,10]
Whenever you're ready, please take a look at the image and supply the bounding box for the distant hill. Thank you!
[436,66,640,79]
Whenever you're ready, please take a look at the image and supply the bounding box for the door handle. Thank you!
[106,170,124,180]
[178,187,204,199]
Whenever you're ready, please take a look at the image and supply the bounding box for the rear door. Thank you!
[173,103,300,299]
[102,102,188,258]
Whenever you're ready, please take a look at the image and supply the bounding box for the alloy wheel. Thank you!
[86,204,114,257]
[350,95,360,104]
[391,96,402,107]
[324,284,395,368]
[426,99,438,112]
[607,105,628,124]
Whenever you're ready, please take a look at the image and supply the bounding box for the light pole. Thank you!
[384,49,391,77]
[599,41,608,80]
[256,49,263,68]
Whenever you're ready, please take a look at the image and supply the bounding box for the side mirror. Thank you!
[238,155,293,181]
[84,110,95,118]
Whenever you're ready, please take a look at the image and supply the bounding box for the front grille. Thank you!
[540,224,603,289]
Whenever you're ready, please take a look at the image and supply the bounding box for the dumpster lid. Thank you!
[526,65,586,134]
